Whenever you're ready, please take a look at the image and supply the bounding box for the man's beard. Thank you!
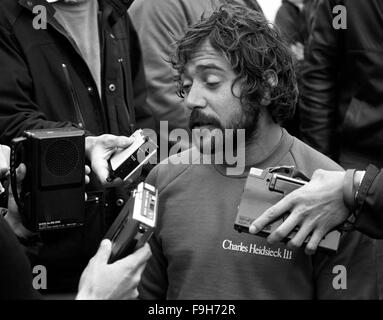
[57,0,87,3]
[188,104,260,155]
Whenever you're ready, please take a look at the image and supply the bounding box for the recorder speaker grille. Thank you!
[45,139,79,176]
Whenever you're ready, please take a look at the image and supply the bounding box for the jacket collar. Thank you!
[103,0,135,17]
[18,0,57,16]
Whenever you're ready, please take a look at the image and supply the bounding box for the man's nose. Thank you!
[185,83,207,110]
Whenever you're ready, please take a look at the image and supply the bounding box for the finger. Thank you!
[91,159,109,184]
[286,221,313,250]
[249,194,295,235]
[305,229,327,256]
[109,177,123,187]
[85,165,91,184]
[125,169,141,186]
[118,243,152,270]
[0,145,10,170]
[16,163,27,186]
[93,239,112,264]
[267,211,301,244]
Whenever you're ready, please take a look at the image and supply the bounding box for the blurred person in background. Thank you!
[299,0,383,298]
[274,0,321,138]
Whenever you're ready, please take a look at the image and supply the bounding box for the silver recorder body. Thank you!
[107,129,157,182]
[104,182,158,263]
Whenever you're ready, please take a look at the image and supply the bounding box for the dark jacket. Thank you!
[0,0,153,292]
[0,0,153,145]
[0,216,39,300]
[355,165,383,239]
[300,0,383,168]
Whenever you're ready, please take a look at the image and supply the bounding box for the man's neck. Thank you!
[242,113,283,167]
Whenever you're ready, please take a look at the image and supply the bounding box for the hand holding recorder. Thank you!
[0,143,152,300]
[76,240,151,300]
[249,169,356,255]
[235,167,342,254]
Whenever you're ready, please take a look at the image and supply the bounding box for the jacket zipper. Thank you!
[62,63,86,129]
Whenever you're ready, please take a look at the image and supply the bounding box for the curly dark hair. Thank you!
[171,4,298,124]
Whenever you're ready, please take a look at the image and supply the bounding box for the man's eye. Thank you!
[205,75,220,88]
[182,83,192,93]
[206,81,220,88]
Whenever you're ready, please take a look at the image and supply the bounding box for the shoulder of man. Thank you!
[146,148,200,193]
[288,136,344,177]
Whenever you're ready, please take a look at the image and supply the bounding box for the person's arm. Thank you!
[249,167,383,253]
[353,165,383,239]
[299,0,342,159]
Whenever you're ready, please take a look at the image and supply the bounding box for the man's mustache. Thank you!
[189,109,223,130]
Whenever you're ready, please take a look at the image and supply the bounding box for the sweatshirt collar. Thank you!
[213,128,295,178]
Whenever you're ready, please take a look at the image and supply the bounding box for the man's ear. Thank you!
[260,70,278,106]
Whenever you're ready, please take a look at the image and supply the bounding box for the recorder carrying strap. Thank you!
[10,137,27,214]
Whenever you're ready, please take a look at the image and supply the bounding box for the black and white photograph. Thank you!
[0,0,382,308]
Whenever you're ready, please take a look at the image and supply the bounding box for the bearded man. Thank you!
[138,4,378,299]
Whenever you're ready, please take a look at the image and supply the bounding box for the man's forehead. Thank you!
[184,41,231,75]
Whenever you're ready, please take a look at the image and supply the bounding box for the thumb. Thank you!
[94,239,112,264]
[115,136,134,149]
